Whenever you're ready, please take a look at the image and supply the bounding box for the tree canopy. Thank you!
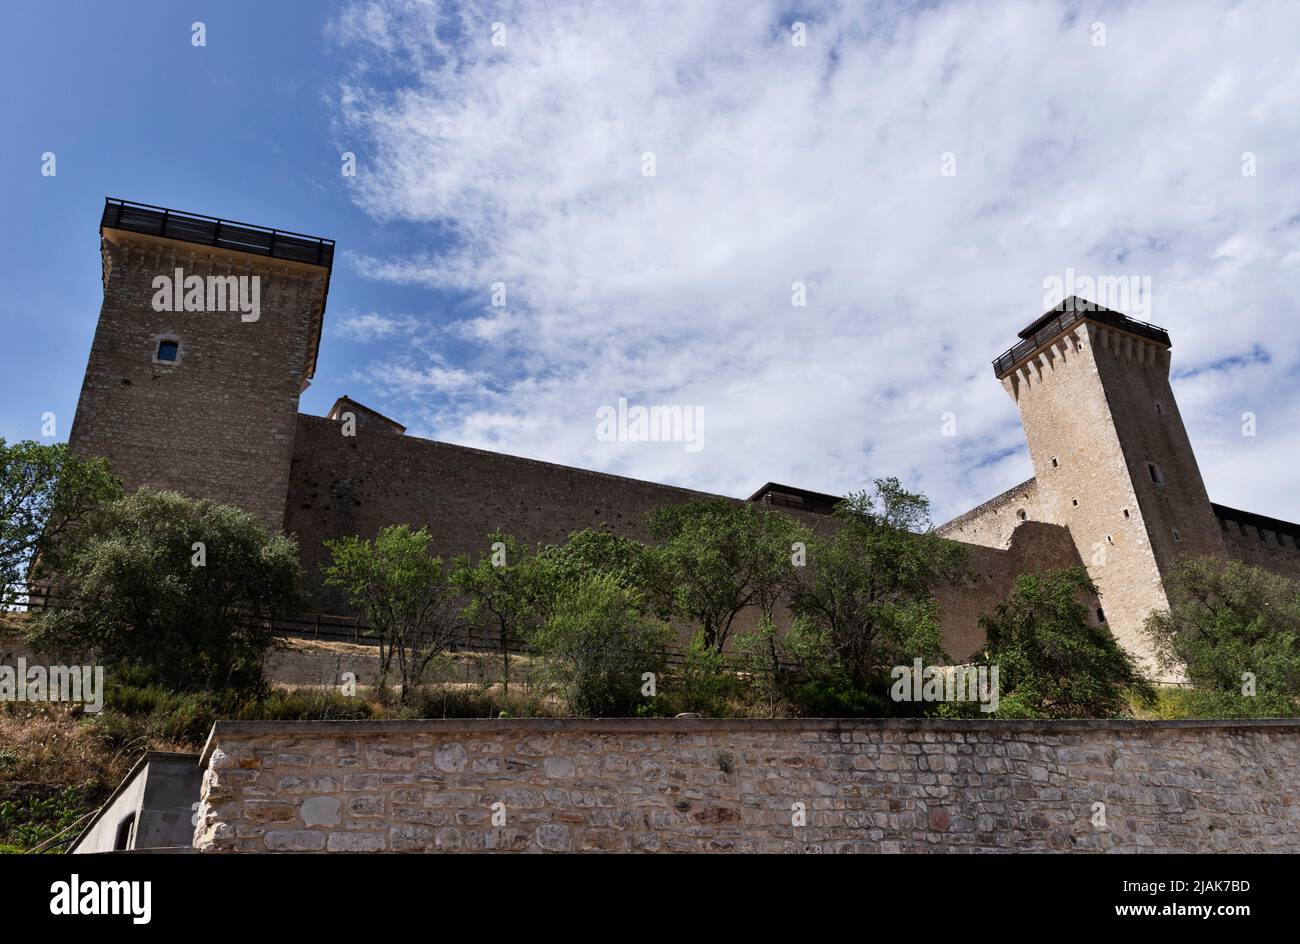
[28,488,302,691]
[1146,557,1300,717]
[0,439,121,605]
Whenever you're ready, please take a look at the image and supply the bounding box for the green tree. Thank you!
[1145,557,1300,717]
[731,614,787,717]
[787,479,962,696]
[535,528,656,598]
[322,525,463,704]
[529,572,670,717]
[0,439,121,605]
[964,566,1154,719]
[449,532,545,693]
[647,498,808,651]
[27,488,302,691]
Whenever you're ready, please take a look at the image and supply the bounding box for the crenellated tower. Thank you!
[993,297,1226,675]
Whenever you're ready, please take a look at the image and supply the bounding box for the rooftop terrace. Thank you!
[992,296,1170,377]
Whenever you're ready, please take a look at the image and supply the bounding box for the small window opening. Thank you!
[1106,535,1114,545]
[1155,401,1164,415]
[1147,462,1164,484]
[1096,607,1106,624]
[1016,509,1027,521]
[1051,457,1059,468]
[156,339,179,363]
[1173,529,1181,543]
[1071,498,1079,507]
[1123,508,1130,519]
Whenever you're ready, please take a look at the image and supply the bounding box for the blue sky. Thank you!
[0,0,444,430]
[2,0,1299,525]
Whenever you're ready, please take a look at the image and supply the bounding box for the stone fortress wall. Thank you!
[64,201,1300,670]
[193,717,1300,854]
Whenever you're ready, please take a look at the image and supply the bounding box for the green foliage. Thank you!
[960,566,1154,719]
[0,782,95,852]
[647,497,808,651]
[787,676,890,718]
[731,615,787,717]
[1145,557,1300,717]
[787,479,960,691]
[27,488,302,691]
[536,528,657,598]
[322,524,462,703]
[449,531,547,693]
[667,629,742,716]
[529,573,670,717]
[0,439,121,605]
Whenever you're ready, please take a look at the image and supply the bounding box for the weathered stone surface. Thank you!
[192,718,1300,854]
[301,796,342,827]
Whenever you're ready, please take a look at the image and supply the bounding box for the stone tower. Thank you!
[993,297,1226,674]
[68,199,334,531]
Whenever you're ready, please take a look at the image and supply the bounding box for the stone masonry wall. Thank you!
[285,413,1080,660]
[194,718,1300,853]
[1218,517,1300,582]
[68,232,325,531]
[936,477,1041,549]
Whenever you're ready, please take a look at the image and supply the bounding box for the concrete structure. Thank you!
[193,717,1300,853]
[70,752,202,853]
[67,200,1300,669]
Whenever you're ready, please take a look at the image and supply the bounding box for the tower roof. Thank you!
[328,395,407,434]
[993,296,1170,377]
[99,198,335,381]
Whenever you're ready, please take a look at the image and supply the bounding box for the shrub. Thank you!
[1146,557,1300,717]
[953,566,1155,719]
[27,488,302,692]
[529,573,671,717]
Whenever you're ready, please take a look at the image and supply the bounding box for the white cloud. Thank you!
[330,0,1300,523]
[334,310,421,341]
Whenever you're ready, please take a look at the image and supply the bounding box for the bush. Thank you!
[28,488,303,692]
[529,573,671,717]
[664,630,742,716]
[954,566,1154,719]
[1146,557,1300,717]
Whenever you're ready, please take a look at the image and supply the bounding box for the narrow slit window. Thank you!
[1147,462,1164,484]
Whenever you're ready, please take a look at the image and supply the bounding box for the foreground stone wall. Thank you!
[194,718,1300,853]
